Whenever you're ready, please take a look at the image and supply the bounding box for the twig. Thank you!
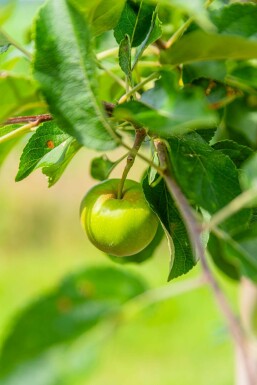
[154,138,256,385]
[4,102,116,125]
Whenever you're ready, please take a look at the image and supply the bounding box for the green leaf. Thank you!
[0,74,40,123]
[183,61,228,84]
[0,0,16,25]
[168,132,251,233]
[114,0,156,47]
[108,223,164,265]
[69,0,126,36]
[0,266,146,377]
[90,155,116,181]
[225,99,257,148]
[132,10,162,69]
[115,70,217,137]
[119,34,132,81]
[210,3,257,39]
[142,175,196,280]
[15,121,71,182]
[212,140,253,169]
[34,0,118,151]
[209,225,257,283]
[42,139,81,187]
[161,30,257,66]
[208,234,241,281]
[240,153,257,195]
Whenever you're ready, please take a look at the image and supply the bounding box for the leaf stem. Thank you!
[117,127,147,199]
[0,120,41,144]
[0,27,32,60]
[165,17,193,49]
[119,72,160,104]
[204,187,257,232]
[154,138,256,385]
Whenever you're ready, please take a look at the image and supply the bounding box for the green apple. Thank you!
[80,179,159,257]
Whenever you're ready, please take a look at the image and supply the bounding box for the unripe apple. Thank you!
[80,179,159,257]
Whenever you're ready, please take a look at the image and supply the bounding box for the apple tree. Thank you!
[1,0,257,384]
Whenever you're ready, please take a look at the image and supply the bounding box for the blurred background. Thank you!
[0,1,238,384]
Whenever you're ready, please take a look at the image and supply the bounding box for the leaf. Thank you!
[210,3,257,39]
[212,140,253,169]
[15,121,72,182]
[108,223,164,265]
[168,132,251,234]
[42,139,81,187]
[132,9,162,69]
[161,30,257,66]
[209,225,257,283]
[119,34,132,81]
[114,0,156,47]
[34,0,118,151]
[225,99,257,148]
[0,74,40,123]
[240,153,257,207]
[142,175,196,280]
[69,0,126,36]
[0,266,146,377]
[90,155,116,181]
[208,234,241,281]
[0,0,16,25]
[183,61,228,84]
[115,70,218,137]
[166,0,214,31]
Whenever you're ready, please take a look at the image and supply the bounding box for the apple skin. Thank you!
[80,179,159,257]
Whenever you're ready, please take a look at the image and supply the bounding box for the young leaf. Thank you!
[15,121,72,182]
[34,0,119,151]
[132,10,162,69]
[143,175,196,280]
[0,266,146,377]
[90,155,116,181]
[168,132,251,234]
[114,0,156,47]
[119,34,132,81]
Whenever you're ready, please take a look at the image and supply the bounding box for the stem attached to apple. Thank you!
[117,127,146,199]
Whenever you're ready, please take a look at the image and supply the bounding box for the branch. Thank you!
[154,138,256,385]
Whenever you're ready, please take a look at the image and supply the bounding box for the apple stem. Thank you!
[117,127,147,199]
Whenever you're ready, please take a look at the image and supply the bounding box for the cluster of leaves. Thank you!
[1,0,257,382]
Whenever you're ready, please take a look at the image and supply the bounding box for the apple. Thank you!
[80,179,159,257]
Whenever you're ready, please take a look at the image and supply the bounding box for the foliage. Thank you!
[1,0,257,383]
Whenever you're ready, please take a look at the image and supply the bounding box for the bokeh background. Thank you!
[0,1,238,384]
